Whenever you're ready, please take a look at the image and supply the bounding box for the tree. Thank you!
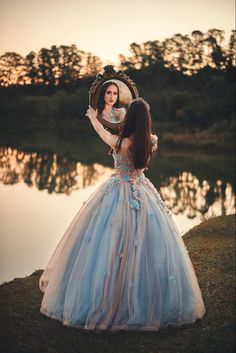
[57,45,83,86]
[203,29,226,70]
[226,30,236,68]
[119,40,164,70]
[162,34,191,73]
[25,51,40,85]
[81,52,103,77]
[189,30,205,72]
[0,52,26,86]
[37,47,55,85]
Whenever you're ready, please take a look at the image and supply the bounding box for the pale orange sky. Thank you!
[0,0,235,64]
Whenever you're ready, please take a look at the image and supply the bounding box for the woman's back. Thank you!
[112,134,158,179]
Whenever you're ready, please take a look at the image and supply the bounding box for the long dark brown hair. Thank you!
[97,81,120,115]
[115,98,153,169]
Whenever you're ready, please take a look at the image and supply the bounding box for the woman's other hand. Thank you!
[151,134,158,152]
[116,107,126,122]
[86,106,98,120]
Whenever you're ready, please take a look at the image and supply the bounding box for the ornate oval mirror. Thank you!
[89,65,139,133]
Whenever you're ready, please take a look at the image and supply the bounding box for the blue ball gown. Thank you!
[39,139,206,332]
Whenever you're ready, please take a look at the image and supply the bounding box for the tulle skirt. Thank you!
[39,173,206,331]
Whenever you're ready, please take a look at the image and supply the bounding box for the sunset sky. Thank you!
[0,0,235,64]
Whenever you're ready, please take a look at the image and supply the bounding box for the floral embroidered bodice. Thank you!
[106,150,144,210]
[101,148,172,216]
[101,107,126,123]
[112,150,144,180]
[100,134,169,213]
[111,132,158,180]
[102,147,146,210]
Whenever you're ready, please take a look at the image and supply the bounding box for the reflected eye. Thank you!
[105,89,118,96]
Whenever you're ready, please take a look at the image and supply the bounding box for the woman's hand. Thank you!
[86,106,98,120]
[151,134,158,143]
[85,105,120,149]
[151,134,158,152]
[117,107,126,122]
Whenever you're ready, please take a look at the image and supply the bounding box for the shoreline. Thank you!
[0,215,235,353]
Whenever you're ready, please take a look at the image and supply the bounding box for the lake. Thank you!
[0,132,235,284]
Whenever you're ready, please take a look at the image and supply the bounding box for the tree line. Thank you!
[119,29,236,75]
[0,45,103,87]
[0,28,235,148]
[0,29,235,87]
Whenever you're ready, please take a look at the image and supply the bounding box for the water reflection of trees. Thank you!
[0,148,235,218]
[0,147,112,195]
[160,172,235,220]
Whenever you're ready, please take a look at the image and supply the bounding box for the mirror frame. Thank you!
[88,65,139,133]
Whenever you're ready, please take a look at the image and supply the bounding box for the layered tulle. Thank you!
[39,173,206,331]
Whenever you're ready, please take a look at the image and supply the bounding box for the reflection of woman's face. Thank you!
[104,84,118,106]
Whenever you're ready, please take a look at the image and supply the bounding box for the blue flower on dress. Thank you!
[122,175,130,181]
[129,197,140,210]
[169,275,176,284]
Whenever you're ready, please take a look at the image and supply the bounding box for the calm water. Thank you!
[0,139,235,284]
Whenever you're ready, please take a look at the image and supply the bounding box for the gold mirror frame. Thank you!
[88,65,139,133]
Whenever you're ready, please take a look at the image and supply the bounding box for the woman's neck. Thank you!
[103,104,113,113]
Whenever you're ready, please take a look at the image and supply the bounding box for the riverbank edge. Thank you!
[0,214,235,353]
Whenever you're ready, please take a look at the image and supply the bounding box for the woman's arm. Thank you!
[86,106,119,149]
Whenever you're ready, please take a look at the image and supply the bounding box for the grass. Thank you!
[161,131,235,152]
[0,215,235,353]
[156,118,235,152]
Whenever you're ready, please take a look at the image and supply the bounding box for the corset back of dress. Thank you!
[112,134,158,180]
[112,150,144,180]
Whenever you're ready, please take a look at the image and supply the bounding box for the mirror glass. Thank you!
[94,80,133,125]
[95,79,133,108]
[88,66,139,133]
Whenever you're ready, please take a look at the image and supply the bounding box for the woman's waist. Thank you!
[112,168,145,182]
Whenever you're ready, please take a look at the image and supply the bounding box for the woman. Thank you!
[97,81,126,123]
[39,98,206,332]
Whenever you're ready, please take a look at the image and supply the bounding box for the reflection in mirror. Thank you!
[95,79,133,124]
[89,65,139,133]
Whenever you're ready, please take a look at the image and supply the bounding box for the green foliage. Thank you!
[0,86,90,124]
[0,29,235,141]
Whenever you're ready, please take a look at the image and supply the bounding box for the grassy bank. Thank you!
[0,215,235,353]
[160,123,235,152]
